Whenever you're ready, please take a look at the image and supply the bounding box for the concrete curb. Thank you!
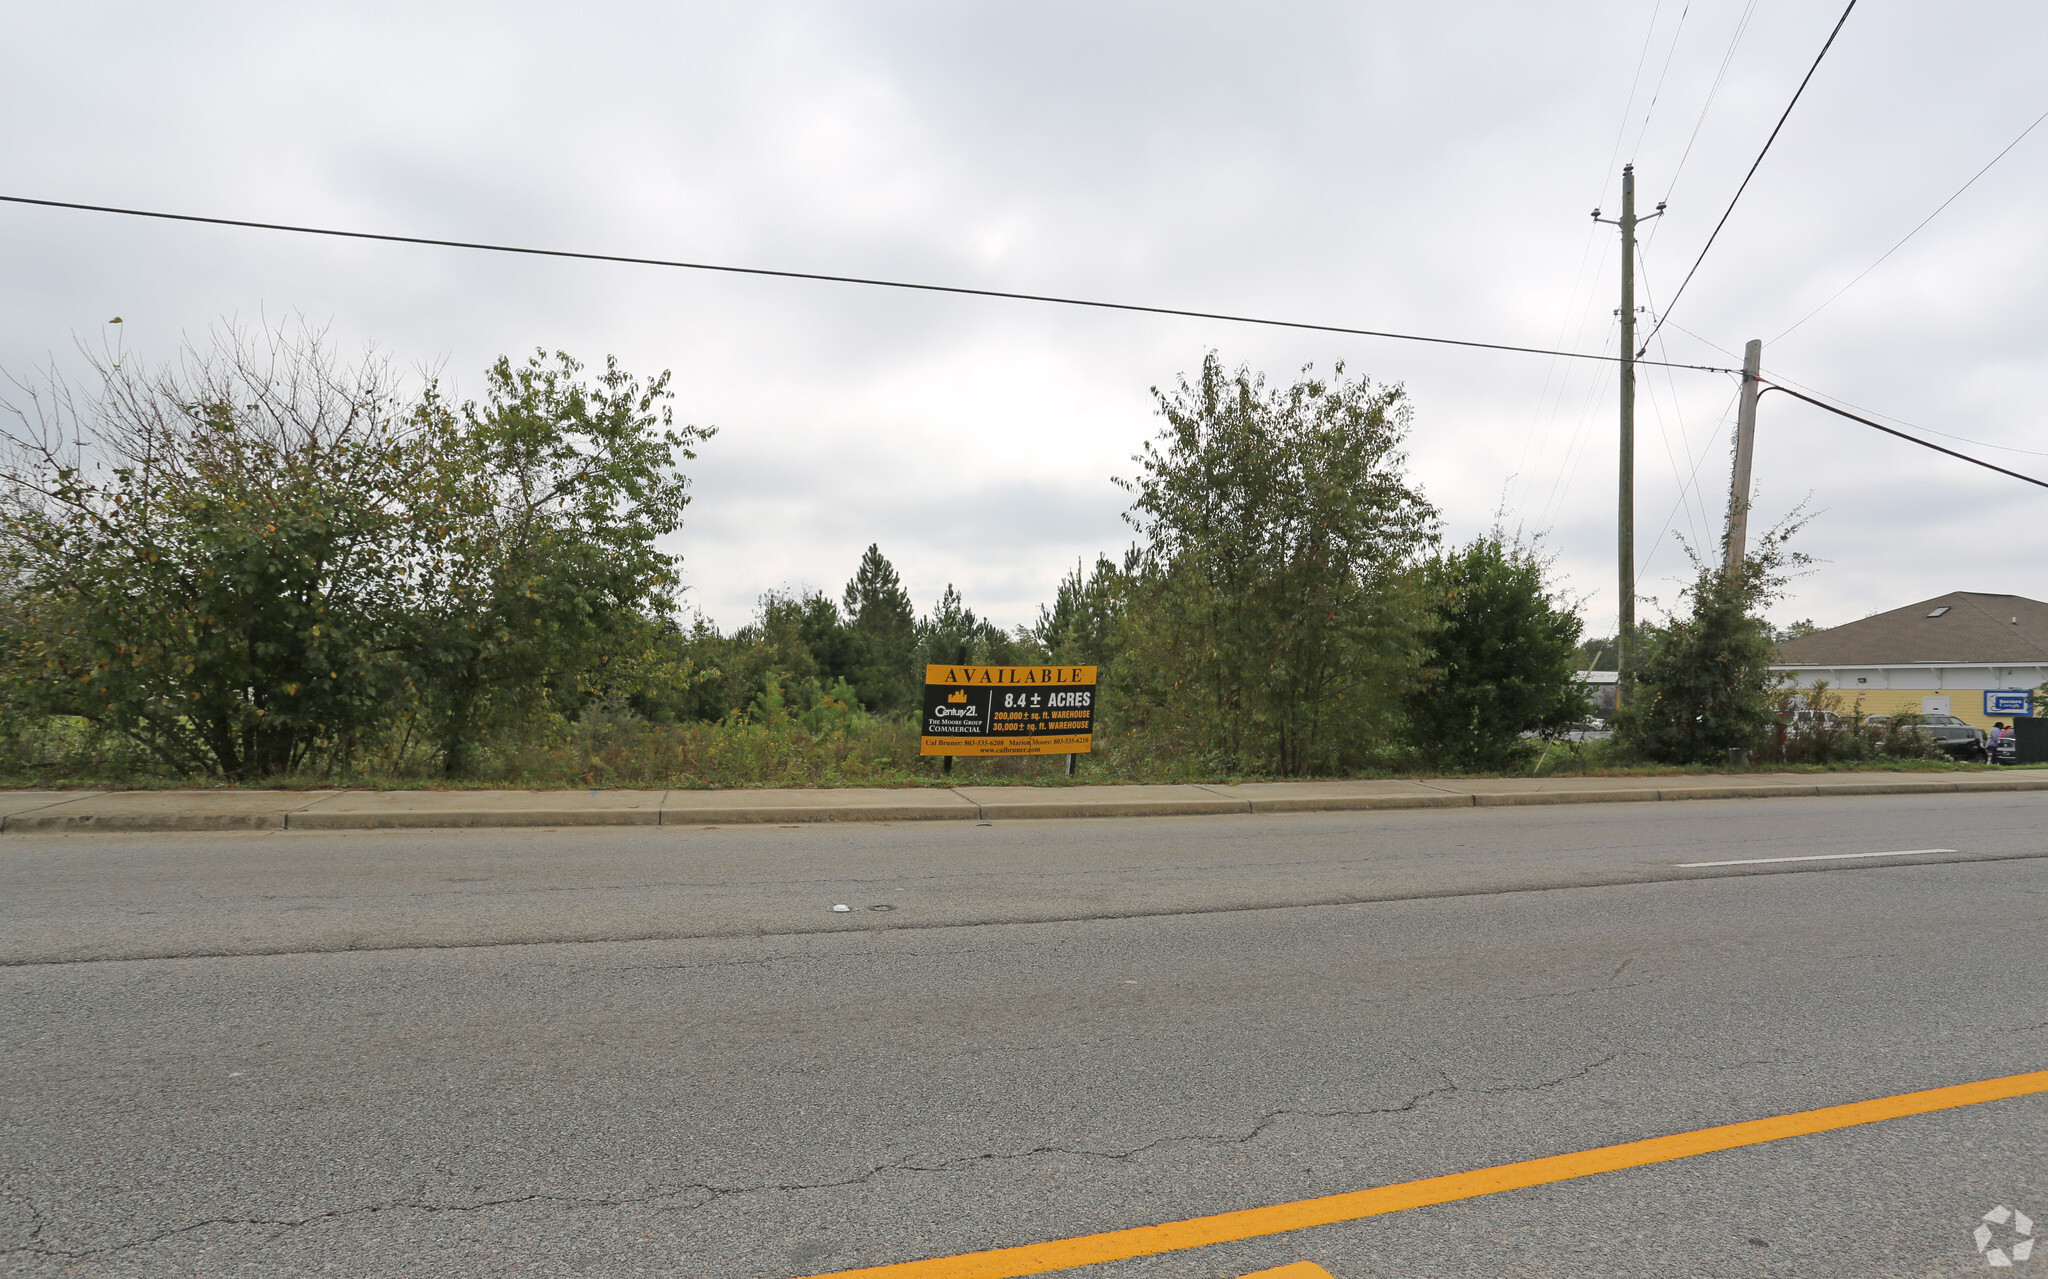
[1241,793,1473,814]
[289,809,664,831]
[1470,788,1666,807]
[660,803,978,827]
[1657,784,1819,801]
[1,775,2043,834]
[969,796,1248,820]
[4,812,292,834]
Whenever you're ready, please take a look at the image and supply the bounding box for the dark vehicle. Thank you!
[1913,714,1986,760]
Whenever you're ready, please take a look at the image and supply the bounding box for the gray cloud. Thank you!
[4,1,2042,633]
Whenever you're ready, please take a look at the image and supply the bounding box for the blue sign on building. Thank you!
[1984,690,2034,717]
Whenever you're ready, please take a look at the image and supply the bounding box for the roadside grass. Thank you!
[1,712,2033,791]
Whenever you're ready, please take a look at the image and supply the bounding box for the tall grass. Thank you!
[0,709,2000,791]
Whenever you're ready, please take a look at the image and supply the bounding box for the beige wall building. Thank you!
[1773,592,2047,730]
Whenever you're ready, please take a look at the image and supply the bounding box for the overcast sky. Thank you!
[4,1,2043,635]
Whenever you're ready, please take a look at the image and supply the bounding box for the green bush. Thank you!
[1618,513,1808,765]
[1766,682,1944,765]
[0,327,708,780]
[1405,534,1587,769]
[0,713,167,783]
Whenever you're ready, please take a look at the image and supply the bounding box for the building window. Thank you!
[1927,606,1951,617]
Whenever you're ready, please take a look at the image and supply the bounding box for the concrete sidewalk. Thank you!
[1,770,2043,833]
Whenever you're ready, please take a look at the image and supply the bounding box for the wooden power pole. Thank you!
[1724,339,1763,572]
[1594,166,1661,706]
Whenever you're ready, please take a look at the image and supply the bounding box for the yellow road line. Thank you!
[1238,1264,1334,1278]
[806,1068,2048,1279]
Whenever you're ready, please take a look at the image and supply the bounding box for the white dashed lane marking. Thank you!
[1676,848,1959,868]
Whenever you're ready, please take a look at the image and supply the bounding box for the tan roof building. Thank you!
[1773,592,2047,728]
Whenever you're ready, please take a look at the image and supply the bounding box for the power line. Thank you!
[1639,0,1857,353]
[1770,103,2048,344]
[1596,1,1670,200]
[1629,2,1693,161]
[1665,319,1742,361]
[1755,364,2048,457]
[1757,367,2048,458]
[1634,245,1719,552]
[0,193,1740,376]
[1760,384,2048,489]
[1656,0,1759,219]
[1518,6,1672,517]
[1538,323,1622,532]
[1520,6,1675,513]
[1639,388,1741,582]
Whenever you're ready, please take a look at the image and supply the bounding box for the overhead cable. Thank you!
[1639,0,1857,353]
[1760,384,2048,490]
[1756,368,2048,458]
[1597,0,1669,195]
[1770,103,2048,343]
[0,193,1739,375]
[1656,0,1759,222]
[1629,2,1693,161]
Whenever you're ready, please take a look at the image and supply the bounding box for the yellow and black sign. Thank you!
[920,664,1097,756]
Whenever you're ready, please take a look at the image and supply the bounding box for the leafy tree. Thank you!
[1114,353,1438,775]
[625,592,861,727]
[1617,514,1810,764]
[0,325,422,777]
[406,350,711,775]
[1406,534,1587,768]
[718,590,833,714]
[841,544,918,712]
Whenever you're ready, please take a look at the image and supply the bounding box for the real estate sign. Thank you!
[920,664,1097,756]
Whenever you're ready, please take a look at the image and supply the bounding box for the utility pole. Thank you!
[1724,338,1763,573]
[1593,166,1661,707]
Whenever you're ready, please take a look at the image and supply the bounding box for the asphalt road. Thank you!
[4,793,2045,1277]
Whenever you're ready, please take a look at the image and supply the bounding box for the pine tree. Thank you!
[841,544,918,712]
[919,584,1025,668]
[1032,556,1124,666]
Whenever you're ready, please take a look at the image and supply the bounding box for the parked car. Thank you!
[1911,714,1987,760]
[1782,709,1842,735]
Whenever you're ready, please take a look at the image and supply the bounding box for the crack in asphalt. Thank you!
[0,1057,1622,1261]
[0,1187,723,1261]
[1,1181,51,1246]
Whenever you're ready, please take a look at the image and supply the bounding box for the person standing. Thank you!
[1986,721,2008,765]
